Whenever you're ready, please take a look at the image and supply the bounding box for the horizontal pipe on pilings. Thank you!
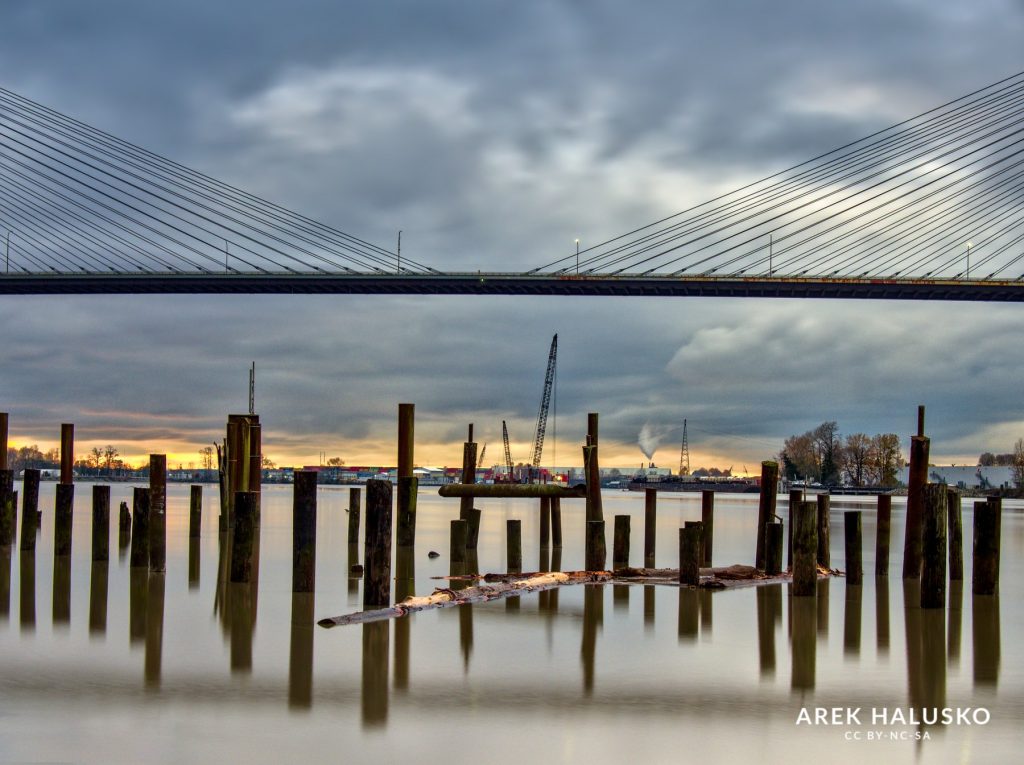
[438,484,586,499]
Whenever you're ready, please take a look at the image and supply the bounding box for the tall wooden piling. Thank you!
[0,413,7,469]
[539,496,551,548]
[755,460,779,569]
[292,470,317,593]
[506,519,522,574]
[787,488,802,567]
[363,479,393,607]
[230,491,258,583]
[60,423,74,484]
[54,482,74,557]
[91,485,110,562]
[792,501,818,596]
[149,454,166,515]
[875,494,891,577]
[613,515,630,569]
[947,488,963,581]
[644,488,657,566]
[678,525,701,585]
[902,432,930,579]
[586,520,606,571]
[189,485,202,538]
[921,484,947,609]
[701,490,714,566]
[129,488,151,568]
[0,469,14,547]
[586,414,604,523]
[551,496,563,549]
[684,521,704,571]
[458,422,480,548]
[19,469,39,551]
[149,455,167,573]
[450,519,468,565]
[816,494,830,568]
[396,404,418,547]
[765,521,784,576]
[844,511,863,586]
[972,499,1001,595]
[348,488,361,546]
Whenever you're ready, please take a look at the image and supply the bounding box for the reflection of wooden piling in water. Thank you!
[701,490,714,566]
[816,578,830,635]
[947,580,962,666]
[551,497,563,549]
[149,455,167,574]
[902,579,923,710]
[764,522,783,576]
[756,584,780,676]
[539,496,551,548]
[228,581,254,673]
[189,485,202,539]
[875,494,891,576]
[902,428,930,580]
[790,593,816,690]
[755,460,778,569]
[946,488,963,581]
[920,609,946,713]
[364,479,393,608]
[459,602,474,671]
[348,487,361,546]
[644,489,657,567]
[19,551,35,631]
[843,584,862,656]
[188,539,200,590]
[506,520,522,574]
[0,469,14,546]
[678,587,699,640]
[361,621,390,727]
[394,546,414,692]
[54,483,74,557]
[91,485,109,562]
[678,525,701,585]
[875,576,890,654]
[145,572,165,689]
[816,494,830,568]
[129,566,148,643]
[972,498,1001,595]
[292,471,317,593]
[20,469,40,552]
[844,511,863,586]
[230,492,258,583]
[972,594,1000,687]
[921,484,947,608]
[793,502,817,596]
[581,584,602,694]
[289,592,315,709]
[613,515,630,569]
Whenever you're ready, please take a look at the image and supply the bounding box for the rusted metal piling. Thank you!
[586,520,606,571]
[678,525,701,585]
[450,519,468,565]
[644,489,657,566]
[765,521,784,576]
[91,485,110,562]
[972,498,1001,595]
[947,487,963,581]
[902,407,929,579]
[755,460,778,569]
[844,511,863,586]
[0,469,14,547]
[875,494,891,576]
[348,487,361,546]
[292,471,317,593]
[551,496,563,549]
[189,485,202,539]
[816,494,830,568]
[921,484,947,609]
[701,490,714,566]
[396,404,418,547]
[792,501,818,596]
[507,520,522,574]
[613,515,630,569]
[149,455,167,573]
[364,479,393,607]
[20,469,39,551]
[230,491,258,583]
[129,487,150,568]
[539,496,551,548]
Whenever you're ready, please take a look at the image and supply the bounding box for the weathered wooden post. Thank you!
[149,454,167,573]
[755,460,779,569]
[230,491,258,583]
[787,488,802,567]
[551,496,563,549]
[584,414,606,563]
[539,496,551,548]
[644,488,657,567]
[0,413,6,470]
[972,498,1001,595]
[291,470,317,593]
[0,468,14,547]
[189,485,202,539]
[947,487,963,581]
[875,494,891,576]
[54,483,74,557]
[765,521,784,575]
[684,520,704,569]
[91,485,110,562]
[364,479,393,607]
[586,519,606,571]
[701,490,714,566]
[678,525,701,585]
[792,501,818,596]
[348,487,361,546]
[19,469,40,551]
[844,510,863,586]
[920,484,947,609]
[60,423,74,484]
[450,519,468,566]
[129,487,151,568]
[902,409,929,579]
[396,403,418,547]
[816,494,830,568]
[613,515,630,569]
[506,519,522,574]
[458,422,480,549]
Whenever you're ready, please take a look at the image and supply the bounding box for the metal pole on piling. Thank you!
[506,519,522,574]
[972,499,1001,595]
[363,479,393,607]
[292,471,317,593]
[701,490,714,567]
[755,461,779,569]
[644,488,657,567]
[875,494,891,577]
[844,511,863,586]
[921,484,947,609]
[91,485,110,562]
[613,515,630,570]
[792,501,818,596]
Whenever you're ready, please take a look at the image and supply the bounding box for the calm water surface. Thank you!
[0,484,1021,764]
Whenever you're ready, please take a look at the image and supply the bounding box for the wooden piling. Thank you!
[755,460,779,569]
[539,496,551,548]
[678,525,701,585]
[684,520,704,570]
[701,490,714,566]
[816,494,830,568]
[765,521,784,575]
[19,469,39,551]
[902,433,930,579]
[586,520,606,571]
[459,422,478,546]
[230,491,258,583]
[551,496,563,548]
[644,488,657,566]
[397,403,415,479]
[189,485,202,539]
[586,414,604,523]
[613,515,630,569]
[54,482,74,557]
[450,519,468,565]
[792,501,818,596]
[463,507,481,550]
[920,484,947,609]
[875,494,891,577]
[506,519,522,574]
[972,499,1001,595]
[0,412,6,469]
[149,454,166,515]
[844,510,862,586]
[364,479,393,608]
[129,487,150,568]
[91,485,110,562]
[60,423,74,484]
[348,487,361,546]
[149,457,167,574]
[396,477,418,547]
[787,488,802,567]
[0,469,14,546]
[292,470,317,593]
[947,487,963,581]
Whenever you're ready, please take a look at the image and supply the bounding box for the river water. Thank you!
[0,483,1020,764]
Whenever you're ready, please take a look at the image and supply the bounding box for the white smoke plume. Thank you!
[638,422,661,461]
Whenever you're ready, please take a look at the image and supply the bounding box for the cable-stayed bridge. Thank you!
[2,73,1024,301]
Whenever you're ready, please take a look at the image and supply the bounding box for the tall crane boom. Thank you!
[502,420,514,480]
[531,333,558,471]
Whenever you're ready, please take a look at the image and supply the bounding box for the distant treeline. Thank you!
[779,421,903,488]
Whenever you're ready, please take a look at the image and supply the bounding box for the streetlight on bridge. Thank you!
[966,241,973,280]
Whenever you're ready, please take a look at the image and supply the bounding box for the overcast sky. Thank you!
[2,0,1023,470]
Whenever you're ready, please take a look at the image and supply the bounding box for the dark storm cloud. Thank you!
[2,1,1024,464]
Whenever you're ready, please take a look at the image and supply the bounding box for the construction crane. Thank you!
[530,333,558,480]
[679,418,691,476]
[502,420,515,482]
[477,443,487,469]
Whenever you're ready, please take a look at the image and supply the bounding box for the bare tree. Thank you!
[1013,438,1024,489]
[842,433,873,486]
[199,446,214,471]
